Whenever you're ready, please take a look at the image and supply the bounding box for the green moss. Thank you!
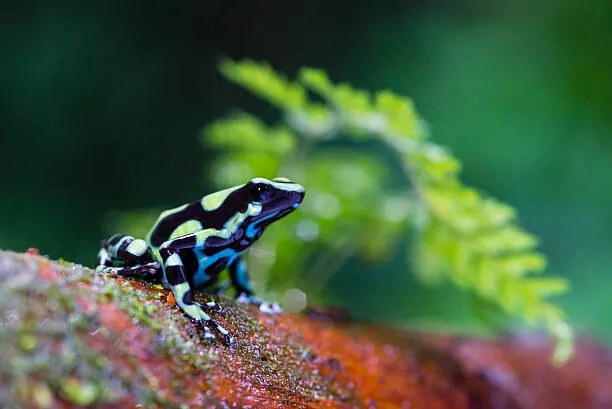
[19,334,37,351]
[0,251,221,407]
[60,378,100,405]
[32,381,53,408]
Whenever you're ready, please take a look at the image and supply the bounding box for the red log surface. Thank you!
[0,251,610,409]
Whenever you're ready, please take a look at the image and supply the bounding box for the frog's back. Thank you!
[147,185,246,249]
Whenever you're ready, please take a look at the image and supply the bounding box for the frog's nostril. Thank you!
[293,193,305,207]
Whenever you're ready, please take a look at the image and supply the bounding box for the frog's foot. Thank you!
[197,319,234,346]
[199,323,216,341]
[98,261,161,278]
[237,293,283,314]
[182,301,234,346]
[204,300,223,313]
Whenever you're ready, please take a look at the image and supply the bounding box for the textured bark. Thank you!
[0,250,610,409]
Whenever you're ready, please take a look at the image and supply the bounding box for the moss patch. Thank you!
[1,251,611,408]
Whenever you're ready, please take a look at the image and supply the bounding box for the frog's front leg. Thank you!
[229,257,283,314]
[159,236,233,345]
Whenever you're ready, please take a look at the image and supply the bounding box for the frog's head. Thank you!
[247,177,305,217]
[243,177,305,236]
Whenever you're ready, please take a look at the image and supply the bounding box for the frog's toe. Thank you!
[259,302,283,314]
[205,300,223,313]
[236,292,253,305]
[214,323,234,347]
[194,307,233,346]
[236,293,283,314]
[197,321,216,340]
[221,332,235,347]
[141,261,161,276]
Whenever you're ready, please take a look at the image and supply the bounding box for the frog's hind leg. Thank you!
[99,234,153,265]
[97,234,161,280]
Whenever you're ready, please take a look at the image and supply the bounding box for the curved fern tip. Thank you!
[207,59,576,363]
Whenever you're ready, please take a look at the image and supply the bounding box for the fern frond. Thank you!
[208,60,573,363]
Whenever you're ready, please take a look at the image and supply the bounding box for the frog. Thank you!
[96,177,305,345]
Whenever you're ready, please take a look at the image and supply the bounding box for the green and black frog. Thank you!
[97,177,305,345]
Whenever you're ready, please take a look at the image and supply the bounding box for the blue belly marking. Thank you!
[192,247,240,289]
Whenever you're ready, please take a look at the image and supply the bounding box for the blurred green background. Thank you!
[1,1,611,342]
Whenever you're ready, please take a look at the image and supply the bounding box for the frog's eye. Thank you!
[250,183,272,202]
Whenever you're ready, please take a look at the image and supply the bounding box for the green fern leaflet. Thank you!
[201,59,573,363]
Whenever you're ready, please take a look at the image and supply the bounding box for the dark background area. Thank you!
[1,1,611,341]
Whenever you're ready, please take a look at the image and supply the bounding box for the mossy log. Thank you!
[0,250,610,408]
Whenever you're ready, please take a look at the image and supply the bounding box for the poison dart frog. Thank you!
[97,177,305,345]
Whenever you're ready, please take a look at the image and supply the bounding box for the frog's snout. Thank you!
[293,186,306,206]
